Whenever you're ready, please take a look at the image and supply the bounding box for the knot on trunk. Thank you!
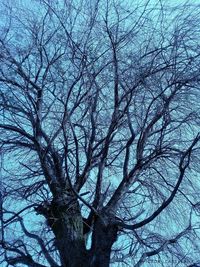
[34,201,51,217]
[35,201,59,227]
[34,194,82,230]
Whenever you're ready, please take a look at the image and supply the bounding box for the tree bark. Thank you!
[89,217,118,267]
[51,209,88,267]
[38,194,89,267]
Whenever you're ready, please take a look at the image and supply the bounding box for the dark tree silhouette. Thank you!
[0,0,200,266]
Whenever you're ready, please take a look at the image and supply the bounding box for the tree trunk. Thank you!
[46,195,89,267]
[51,213,87,267]
[89,217,118,267]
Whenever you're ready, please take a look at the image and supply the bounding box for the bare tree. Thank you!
[0,0,200,266]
